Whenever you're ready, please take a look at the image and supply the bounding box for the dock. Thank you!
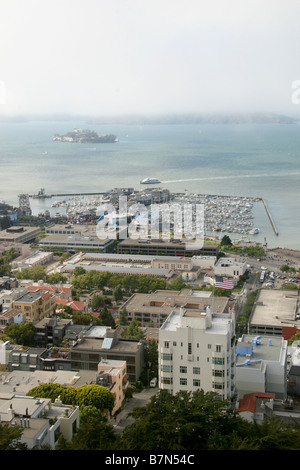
[29,192,106,198]
[262,198,279,236]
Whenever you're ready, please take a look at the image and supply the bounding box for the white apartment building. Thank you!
[159,306,236,400]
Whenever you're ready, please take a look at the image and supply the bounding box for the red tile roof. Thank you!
[236,392,276,413]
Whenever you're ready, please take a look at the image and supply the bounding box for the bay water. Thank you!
[0,120,299,249]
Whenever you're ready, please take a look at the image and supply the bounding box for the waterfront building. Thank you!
[39,223,114,252]
[158,305,236,400]
[117,238,220,257]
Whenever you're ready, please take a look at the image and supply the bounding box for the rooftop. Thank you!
[250,289,299,327]
[122,289,228,316]
[236,334,287,367]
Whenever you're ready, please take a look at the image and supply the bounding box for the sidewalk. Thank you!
[110,387,158,433]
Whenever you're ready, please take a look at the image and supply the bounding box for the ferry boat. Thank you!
[140,177,161,184]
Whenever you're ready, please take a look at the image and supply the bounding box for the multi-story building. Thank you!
[0,393,79,449]
[39,223,114,252]
[0,307,23,333]
[0,287,28,311]
[117,238,220,257]
[248,289,300,339]
[70,329,145,383]
[235,334,288,400]
[34,317,73,347]
[120,288,231,328]
[158,306,236,400]
[214,257,247,278]
[0,226,41,244]
[12,290,56,322]
[96,359,129,415]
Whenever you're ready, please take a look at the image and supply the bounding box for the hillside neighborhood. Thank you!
[1,216,300,450]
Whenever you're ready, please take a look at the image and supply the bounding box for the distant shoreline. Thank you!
[0,112,298,125]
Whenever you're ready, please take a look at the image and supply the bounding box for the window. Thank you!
[162,378,173,385]
[173,341,177,346]
[193,379,201,387]
[213,370,225,377]
[213,382,225,390]
[180,378,187,385]
[164,341,170,349]
[180,366,187,373]
[161,365,172,372]
[212,357,224,365]
[193,367,200,374]
[162,353,172,361]
[188,343,192,354]
[208,344,212,349]
[216,345,222,353]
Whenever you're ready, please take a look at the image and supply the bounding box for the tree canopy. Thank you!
[27,383,115,412]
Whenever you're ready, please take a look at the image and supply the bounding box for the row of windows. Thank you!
[163,341,222,351]
[179,378,201,387]
[161,378,225,389]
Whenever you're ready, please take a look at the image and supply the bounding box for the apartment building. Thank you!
[96,359,128,415]
[158,306,236,400]
[70,329,145,383]
[0,393,79,449]
[120,288,230,328]
[0,287,28,311]
[12,290,56,322]
[0,307,23,333]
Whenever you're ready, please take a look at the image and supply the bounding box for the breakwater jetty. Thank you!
[262,198,279,236]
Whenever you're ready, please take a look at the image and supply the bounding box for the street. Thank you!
[110,387,159,433]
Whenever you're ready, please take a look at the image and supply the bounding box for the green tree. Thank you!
[27,383,115,412]
[221,235,232,246]
[92,293,102,310]
[4,322,36,346]
[70,406,116,450]
[0,216,11,230]
[120,389,241,450]
[98,305,115,328]
[113,284,123,302]
[121,319,146,341]
[0,422,27,450]
[119,308,129,325]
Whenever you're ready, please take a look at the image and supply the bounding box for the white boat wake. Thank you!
[161,171,300,184]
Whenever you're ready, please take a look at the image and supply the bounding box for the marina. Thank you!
[26,186,279,241]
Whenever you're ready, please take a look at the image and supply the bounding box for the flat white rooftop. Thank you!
[250,289,299,327]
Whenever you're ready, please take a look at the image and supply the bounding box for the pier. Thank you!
[29,192,106,198]
[262,198,279,236]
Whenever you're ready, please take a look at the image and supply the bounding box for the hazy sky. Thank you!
[1,0,300,116]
